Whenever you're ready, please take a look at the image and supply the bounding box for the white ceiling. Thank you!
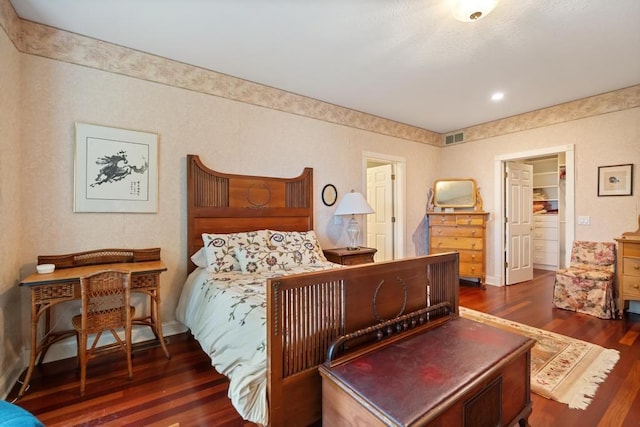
[11,0,640,134]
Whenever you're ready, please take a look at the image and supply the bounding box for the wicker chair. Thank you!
[552,241,617,319]
[72,270,134,396]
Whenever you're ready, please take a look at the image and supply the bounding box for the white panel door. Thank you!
[367,164,393,262]
[506,161,534,285]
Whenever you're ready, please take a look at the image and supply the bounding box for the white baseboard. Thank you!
[1,321,188,399]
[0,355,24,401]
[36,321,188,363]
[484,274,500,286]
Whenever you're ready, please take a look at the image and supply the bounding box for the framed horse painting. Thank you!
[74,122,158,213]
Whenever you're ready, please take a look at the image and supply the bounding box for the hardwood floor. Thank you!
[8,269,640,426]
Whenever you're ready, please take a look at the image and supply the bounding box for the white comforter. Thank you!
[175,262,338,426]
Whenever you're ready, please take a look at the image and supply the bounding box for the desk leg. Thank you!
[132,283,170,360]
[18,301,39,398]
[154,291,170,360]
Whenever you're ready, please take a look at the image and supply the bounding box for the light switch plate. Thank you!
[577,215,590,225]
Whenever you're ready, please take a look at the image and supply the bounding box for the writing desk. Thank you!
[18,248,169,398]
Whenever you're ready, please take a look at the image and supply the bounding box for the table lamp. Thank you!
[334,190,375,250]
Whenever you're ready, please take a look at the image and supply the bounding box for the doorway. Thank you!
[494,145,575,286]
[362,151,406,262]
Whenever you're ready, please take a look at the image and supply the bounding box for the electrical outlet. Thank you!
[577,216,590,225]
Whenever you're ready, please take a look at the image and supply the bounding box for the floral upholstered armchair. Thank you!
[552,241,617,319]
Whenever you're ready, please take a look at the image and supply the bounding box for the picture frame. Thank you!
[321,184,337,207]
[74,122,159,212]
[597,164,633,197]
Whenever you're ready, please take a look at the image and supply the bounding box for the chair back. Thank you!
[79,270,131,333]
[569,241,616,273]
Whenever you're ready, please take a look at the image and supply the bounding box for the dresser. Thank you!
[533,214,559,270]
[426,212,489,288]
[615,215,640,316]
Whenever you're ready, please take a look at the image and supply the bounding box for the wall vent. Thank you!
[444,132,464,145]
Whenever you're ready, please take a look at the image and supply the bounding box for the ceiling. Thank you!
[11,0,640,134]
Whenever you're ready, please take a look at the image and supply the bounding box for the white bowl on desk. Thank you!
[36,264,55,274]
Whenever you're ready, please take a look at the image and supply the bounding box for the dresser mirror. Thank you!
[433,178,477,208]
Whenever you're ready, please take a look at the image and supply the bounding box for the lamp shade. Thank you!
[334,191,374,216]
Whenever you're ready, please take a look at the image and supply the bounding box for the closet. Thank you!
[528,154,566,270]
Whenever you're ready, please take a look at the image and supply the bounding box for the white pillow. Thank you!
[190,247,208,268]
[202,230,269,273]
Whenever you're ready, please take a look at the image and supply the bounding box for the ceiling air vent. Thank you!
[444,132,464,145]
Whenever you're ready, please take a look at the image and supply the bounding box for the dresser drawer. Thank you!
[534,251,558,265]
[431,236,483,251]
[430,215,457,226]
[456,214,486,226]
[430,225,483,238]
[623,258,640,277]
[430,248,483,264]
[621,275,640,298]
[534,215,558,227]
[458,250,483,264]
[533,242,558,255]
[622,242,640,258]
[460,261,484,277]
[428,214,487,226]
[533,227,558,240]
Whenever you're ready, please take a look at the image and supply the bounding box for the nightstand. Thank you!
[323,247,377,266]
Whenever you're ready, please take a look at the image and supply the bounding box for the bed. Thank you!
[176,155,459,426]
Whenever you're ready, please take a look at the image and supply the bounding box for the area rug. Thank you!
[459,306,620,410]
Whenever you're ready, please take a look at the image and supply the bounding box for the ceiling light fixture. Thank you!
[491,92,504,101]
[451,0,499,22]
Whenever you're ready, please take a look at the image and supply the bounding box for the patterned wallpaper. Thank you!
[1,0,638,147]
[458,85,640,143]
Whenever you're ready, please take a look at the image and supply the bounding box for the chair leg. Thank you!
[126,325,133,380]
[79,332,87,397]
[108,327,134,381]
[75,332,80,369]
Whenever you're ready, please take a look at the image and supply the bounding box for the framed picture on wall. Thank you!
[597,163,633,197]
[74,122,159,212]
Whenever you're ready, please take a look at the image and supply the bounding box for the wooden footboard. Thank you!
[266,252,459,426]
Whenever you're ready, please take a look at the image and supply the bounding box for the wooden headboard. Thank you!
[187,154,314,272]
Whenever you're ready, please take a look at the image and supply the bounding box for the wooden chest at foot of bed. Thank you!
[319,317,535,427]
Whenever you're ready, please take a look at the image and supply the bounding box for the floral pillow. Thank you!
[266,230,327,267]
[236,247,289,273]
[201,230,269,273]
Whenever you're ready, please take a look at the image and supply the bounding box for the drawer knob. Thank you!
[634,283,640,289]
[441,217,446,222]
[471,230,476,236]
[634,264,640,270]
[471,242,476,248]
